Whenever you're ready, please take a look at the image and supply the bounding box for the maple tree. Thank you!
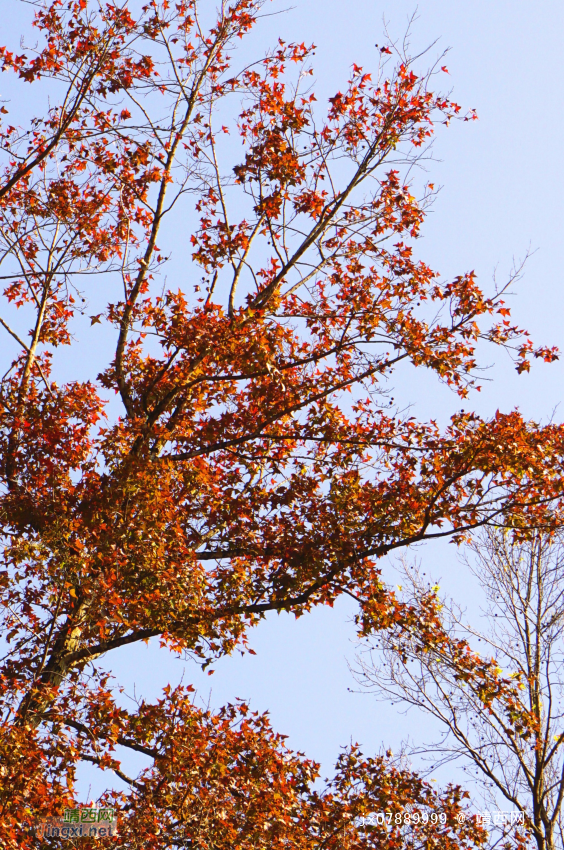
[0,0,562,846]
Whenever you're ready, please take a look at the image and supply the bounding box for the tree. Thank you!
[355,530,564,850]
[0,0,562,846]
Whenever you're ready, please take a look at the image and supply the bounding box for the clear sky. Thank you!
[6,0,564,803]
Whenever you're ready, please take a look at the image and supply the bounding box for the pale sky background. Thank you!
[4,0,564,803]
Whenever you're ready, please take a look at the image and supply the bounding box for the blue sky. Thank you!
[4,0,564,803]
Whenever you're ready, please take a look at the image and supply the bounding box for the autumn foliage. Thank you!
[0,0,561,846]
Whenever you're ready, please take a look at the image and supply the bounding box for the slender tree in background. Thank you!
[0,0,563,846]
[355,531,564,850]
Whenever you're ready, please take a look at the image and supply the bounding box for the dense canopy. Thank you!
[0,1,560,847]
